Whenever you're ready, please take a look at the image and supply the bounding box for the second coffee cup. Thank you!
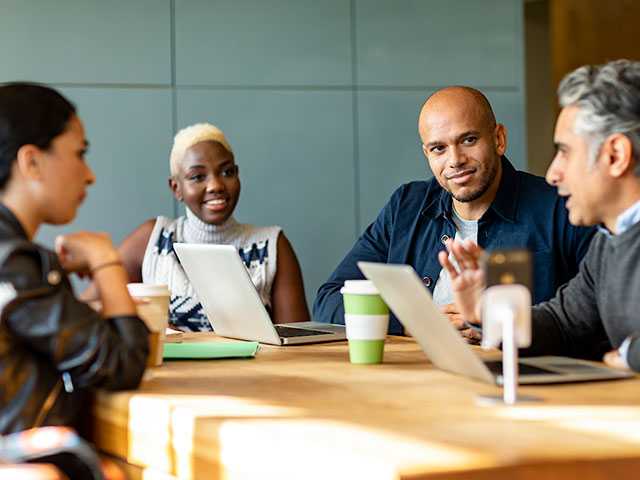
[341,280,389,364]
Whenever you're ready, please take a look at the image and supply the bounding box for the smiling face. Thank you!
[418,88,506,205]
[170,140,240,225]
[546,105,609,227]
[38,115,95,224]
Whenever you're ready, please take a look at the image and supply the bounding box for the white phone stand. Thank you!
[477,284,540,405]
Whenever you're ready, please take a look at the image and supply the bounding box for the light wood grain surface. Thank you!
[91,333,640,479]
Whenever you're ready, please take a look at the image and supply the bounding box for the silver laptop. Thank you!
[358,262,633,385]
[173,243,346,345]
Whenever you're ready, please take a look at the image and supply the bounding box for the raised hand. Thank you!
[438,238,485,328]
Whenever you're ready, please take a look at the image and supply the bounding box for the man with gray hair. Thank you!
[440,59,640,371]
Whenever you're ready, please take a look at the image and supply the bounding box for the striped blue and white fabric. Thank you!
[142,208,281,332]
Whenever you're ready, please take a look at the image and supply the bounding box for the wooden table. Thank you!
[92,334,640,479]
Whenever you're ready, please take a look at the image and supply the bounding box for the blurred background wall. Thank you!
[0,0,527,308]
[525,0,640,176]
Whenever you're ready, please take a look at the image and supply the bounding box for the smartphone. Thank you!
[482,249,533,292]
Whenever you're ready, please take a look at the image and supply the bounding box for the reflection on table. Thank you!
[91,334,640,480]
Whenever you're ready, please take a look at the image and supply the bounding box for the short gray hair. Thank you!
[558,59,640,173]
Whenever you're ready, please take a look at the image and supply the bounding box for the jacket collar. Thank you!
[0,203,30,239]
[421,156,519,223]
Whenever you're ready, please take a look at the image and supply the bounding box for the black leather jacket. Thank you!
[0,204,149,434]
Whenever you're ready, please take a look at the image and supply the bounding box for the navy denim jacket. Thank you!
[313,157,596,334]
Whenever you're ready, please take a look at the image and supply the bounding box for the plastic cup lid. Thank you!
[127,283,170,297]
[340,280,379,295]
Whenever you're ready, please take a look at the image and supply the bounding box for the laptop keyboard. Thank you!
[484,360,556,376]
[275,325,332,338]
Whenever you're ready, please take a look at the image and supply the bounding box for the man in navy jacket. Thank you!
[314,86,595,337]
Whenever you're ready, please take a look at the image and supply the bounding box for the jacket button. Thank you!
[47,270,62,285]
[440,234,450,244]
[422,276,432,287]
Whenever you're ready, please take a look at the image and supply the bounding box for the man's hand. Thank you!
[438,238,485,327]
[603,349,630,370]
[440,303,482,344]
[440,303,465,329]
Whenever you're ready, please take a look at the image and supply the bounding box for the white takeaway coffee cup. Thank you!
[127,283,170,367]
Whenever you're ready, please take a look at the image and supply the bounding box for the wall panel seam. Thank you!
[171,0,179,219]
[351,0,360,237]
[172,85,520,92]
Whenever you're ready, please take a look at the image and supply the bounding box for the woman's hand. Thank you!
[438,238,485,326]
[57,231,137,317]
[55,231,120,274]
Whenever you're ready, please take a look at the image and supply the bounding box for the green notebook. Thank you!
[163,341,259,360]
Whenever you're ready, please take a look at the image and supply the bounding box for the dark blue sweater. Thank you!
[528,221,640,367]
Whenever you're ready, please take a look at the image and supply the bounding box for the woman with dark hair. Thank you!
[0,83,149,434]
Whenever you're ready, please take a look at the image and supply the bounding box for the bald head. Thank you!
[417,86,506,208]
[420,86,496,130]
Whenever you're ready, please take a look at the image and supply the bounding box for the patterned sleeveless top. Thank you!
[141,208,281,332]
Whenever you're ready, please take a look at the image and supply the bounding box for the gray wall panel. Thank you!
[355,0,522,87]
[175,0,352,86]
[37,88,175,250]
[177,89,356,305]
[0,0,171,84]
[486,91,526,171]
[357,90,432,228]
[3,0,525,309]
[358,90,526,229]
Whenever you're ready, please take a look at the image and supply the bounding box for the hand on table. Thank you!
[603,349,630,370]
[439,303,482,345]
